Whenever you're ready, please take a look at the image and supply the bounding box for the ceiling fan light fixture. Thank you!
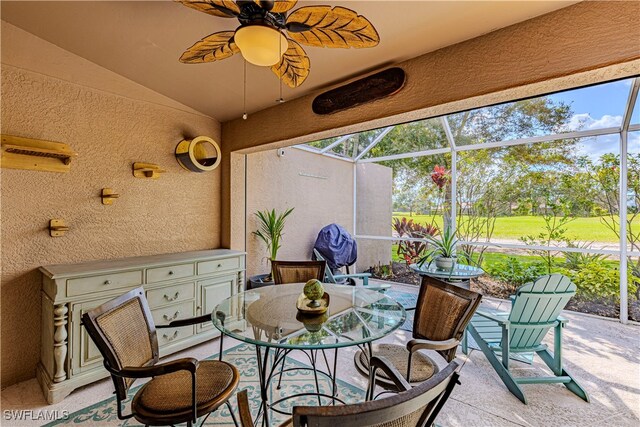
[234,25,287,67]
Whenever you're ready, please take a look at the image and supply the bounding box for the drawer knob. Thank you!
[168,270,174,275]
[104,280,112,285]
[217,263,222,268]
[164,291,180,302]
[162,331,179,342]
[163,311,180,322]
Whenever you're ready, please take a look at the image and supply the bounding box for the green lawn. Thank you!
[392,213,628,243]
[390,244,618,271]
[391,243,546,265]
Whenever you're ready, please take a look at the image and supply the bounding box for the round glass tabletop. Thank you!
[409,262,484,280]
[212,283,406,350]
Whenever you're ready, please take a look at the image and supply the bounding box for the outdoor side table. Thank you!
[213,283,405,427]
[409,263,484,289]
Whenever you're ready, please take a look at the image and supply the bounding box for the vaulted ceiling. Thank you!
[1,1,579,122]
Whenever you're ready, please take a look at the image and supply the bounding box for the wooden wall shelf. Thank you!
[1,134,78,173]
[132,162,165,179]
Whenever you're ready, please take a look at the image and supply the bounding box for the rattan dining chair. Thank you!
[357,276,481,391]
[271,260,326,285]
[82,287,240,426]
[237,357,460,427]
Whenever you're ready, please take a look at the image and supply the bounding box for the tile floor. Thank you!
[1,282,639,426]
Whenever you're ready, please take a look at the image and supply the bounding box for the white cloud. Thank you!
[565,113,622,131]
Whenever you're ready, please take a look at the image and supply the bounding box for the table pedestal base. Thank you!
[254,346,335,426]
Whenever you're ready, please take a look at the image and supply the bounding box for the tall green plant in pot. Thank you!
[418,227,459,270]
[253,207,294,281]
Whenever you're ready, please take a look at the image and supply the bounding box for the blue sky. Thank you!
[547,78,638,158]
[549,78,632,121]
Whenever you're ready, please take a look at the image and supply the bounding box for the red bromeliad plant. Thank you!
[431,165,449,190]
[393,217,439,264]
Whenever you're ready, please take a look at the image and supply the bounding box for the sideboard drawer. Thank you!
[146,282,195,308]
[198,257,240,275]
[67,270,142,297]
[157,326,194,346]
[147,263,194,283]
[151,300,195,325]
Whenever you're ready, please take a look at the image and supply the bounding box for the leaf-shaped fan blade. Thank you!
[176,0,239,18]
[286,6,379,48]
[179,31,239,63]
[254,0,297,13]
[271,39,310,88]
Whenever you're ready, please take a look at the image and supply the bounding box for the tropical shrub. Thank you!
[564,262,619,299]
[253,207,294,280]
[564,241,606,270]
[487,257,546,294]
[370,262,394,280]
[564,261,638,301]
[392,217,438,264]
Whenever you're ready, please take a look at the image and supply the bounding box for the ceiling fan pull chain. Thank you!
[277,29,285,104]
[242,59,248,120]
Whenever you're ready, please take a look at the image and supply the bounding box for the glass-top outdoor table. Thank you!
[409,262,484,289]
[213,283,405,426]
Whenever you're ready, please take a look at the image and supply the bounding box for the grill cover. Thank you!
[313,224,357,270]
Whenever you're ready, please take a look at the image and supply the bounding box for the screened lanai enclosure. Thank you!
[292,77,640,323]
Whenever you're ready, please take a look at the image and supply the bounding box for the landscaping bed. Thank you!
[368,261,639,322]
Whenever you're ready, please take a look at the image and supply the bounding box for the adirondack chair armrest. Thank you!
[474,309,509,326]
[407,338,460,353]
[556,315,569,325]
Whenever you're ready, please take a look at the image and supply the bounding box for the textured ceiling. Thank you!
[0,1,579,122]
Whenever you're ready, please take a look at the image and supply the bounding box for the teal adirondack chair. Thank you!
[313,249,389,291]
[462,274,589,404]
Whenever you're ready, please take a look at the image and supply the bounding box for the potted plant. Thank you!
[248,207,294,288]
[418,227,458,270]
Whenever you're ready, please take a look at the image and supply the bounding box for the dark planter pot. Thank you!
[248,273,274,290]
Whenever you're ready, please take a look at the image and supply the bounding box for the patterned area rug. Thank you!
[44,344,365,426]
[385,289,418,333]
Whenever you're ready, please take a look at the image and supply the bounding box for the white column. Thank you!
[620,131,629,324]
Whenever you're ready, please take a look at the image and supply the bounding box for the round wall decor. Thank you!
[175,136,221,173]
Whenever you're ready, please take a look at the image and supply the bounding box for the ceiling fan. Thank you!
[177,0,380,88]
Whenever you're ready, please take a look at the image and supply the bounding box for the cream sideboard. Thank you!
[37,249,245,404]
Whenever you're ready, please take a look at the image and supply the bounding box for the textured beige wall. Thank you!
[245,148,354,278]
[355,163,393,272]
[0,22,222,387]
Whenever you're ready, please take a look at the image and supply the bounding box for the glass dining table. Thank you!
[410,262,484,289]
[213,283,406,426]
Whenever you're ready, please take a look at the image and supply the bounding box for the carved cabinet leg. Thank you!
[53,304,69,383]
[238,270,245,292]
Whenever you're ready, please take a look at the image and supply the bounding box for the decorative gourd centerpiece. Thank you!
[296,279,329,314]
[304,279,324,307]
